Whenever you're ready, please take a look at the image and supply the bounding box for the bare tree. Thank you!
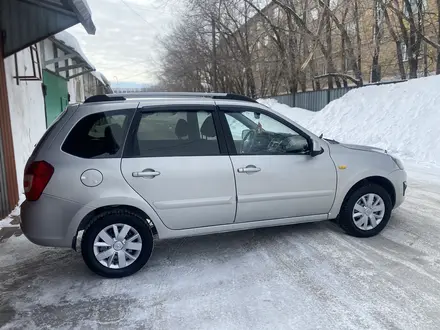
[243,0,298,93]
[371,0,383,82]
[272,0,346,88]
[158,0,440,97]
[437,0,440,73]
[316,0,363,85]
[378,0,406,79]
[381,0,440,78]
[340,5,349,87]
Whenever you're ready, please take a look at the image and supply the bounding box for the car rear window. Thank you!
[62,110,133,159]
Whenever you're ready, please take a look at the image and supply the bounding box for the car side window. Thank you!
[62,110,131,159]
[224,111,309,155]
[128,110,220,157]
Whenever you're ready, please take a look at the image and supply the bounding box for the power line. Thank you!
[126,1,173,11]
[119,0,155,28]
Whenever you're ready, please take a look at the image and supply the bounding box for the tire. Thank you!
[339,183,392,238]
[81,209,153,278]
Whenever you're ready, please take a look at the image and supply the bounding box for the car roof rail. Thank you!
[84,92,257,104]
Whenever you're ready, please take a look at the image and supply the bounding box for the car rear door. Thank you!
[120,102,237,230]
[219,105,337,223]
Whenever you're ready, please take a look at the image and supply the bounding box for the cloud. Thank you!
[68,0,183,85]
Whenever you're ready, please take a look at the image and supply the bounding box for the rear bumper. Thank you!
[388,169,407,209]
[20,194,83,248]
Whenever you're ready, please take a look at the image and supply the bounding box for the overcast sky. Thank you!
[67,0,183,88]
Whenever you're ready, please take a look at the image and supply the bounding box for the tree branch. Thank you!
[314,73,361,86]
[243,0,283,47]
[383,0,440,49]
[272,0,327,55]
[316,0,363,84]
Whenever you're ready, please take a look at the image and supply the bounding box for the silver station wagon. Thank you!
[20,93,407,277]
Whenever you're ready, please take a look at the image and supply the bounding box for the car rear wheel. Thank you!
[339,184,392,237]
[81,209,153,278]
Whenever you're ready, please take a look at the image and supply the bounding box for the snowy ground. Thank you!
[0,195,24,230]
[1,163,440,329]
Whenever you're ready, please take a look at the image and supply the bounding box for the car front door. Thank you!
[121,104,236,230]
[219,105,337,223]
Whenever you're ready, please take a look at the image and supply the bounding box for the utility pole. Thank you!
[211,15,218,92]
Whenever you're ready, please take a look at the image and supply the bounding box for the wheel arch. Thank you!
[68,197,167,249]
[78,205,157,233]
[342,176,396,210]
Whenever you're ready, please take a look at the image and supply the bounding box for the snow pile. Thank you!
[257,98,314,127]
[0,205,20,229]
[262,76,440,166]
[0,195,24,229]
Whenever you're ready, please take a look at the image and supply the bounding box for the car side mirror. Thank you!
[285,135,309,153]
[310,139,324,157]
[241,129,251,140]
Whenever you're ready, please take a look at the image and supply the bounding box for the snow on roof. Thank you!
[53,31,95,70]
[91,71,111,87]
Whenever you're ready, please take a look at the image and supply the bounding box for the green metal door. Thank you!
[43,70,68,127]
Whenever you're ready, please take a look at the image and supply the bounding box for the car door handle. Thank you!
[132,169,161,178]
[237,165,261,174]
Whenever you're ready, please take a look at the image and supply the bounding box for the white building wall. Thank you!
[5,39,103,193]
[83,72,100,99]
[41,39,69,79]
[5,46,46,193]
[42,39,85,104]
[42,39,56,73]
[68,75,85,103]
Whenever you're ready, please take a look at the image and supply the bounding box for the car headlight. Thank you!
[390,155,405,170]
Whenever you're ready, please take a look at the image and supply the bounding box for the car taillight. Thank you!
[24,161,54,201]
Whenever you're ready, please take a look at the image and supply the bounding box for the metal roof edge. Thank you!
[68,0,96,35]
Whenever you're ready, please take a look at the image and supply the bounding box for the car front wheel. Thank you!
[81,209,153,278]
[339,183,392,237]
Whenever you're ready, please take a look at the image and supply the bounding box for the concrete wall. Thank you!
[4,46,46,193]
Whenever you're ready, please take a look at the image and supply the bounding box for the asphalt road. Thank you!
[1,164,440,330]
